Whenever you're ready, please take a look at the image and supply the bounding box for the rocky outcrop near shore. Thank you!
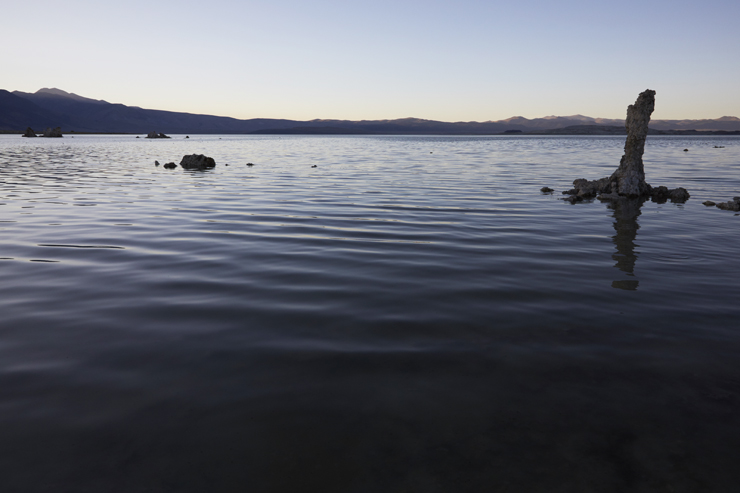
[179,154,216,170]
[22,127,37,137]
[711,197,740,211]
[42,127,62,137]
[561,90,690,204]
[146,131,170,139]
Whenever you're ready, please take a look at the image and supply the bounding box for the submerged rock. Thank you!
[22,127,37,137]
[703,201,716,206]
[155,160,160,166]
[163,162,177,169]
[42,127,63,137]
[180,154,216,170]
[540,187,554,193]
[146,131,170,139]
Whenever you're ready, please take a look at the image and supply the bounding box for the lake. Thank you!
[1,134,739,492]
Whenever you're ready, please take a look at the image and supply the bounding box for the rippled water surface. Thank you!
[1,134,739,492]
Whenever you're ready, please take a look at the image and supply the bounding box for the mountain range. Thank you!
[2,88,739,135]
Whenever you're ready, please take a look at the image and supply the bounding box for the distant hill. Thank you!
[1,88,739,135]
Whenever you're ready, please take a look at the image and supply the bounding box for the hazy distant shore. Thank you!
[4,127,740,136]
[3,88,740,136]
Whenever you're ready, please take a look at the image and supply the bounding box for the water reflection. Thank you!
[605,198,646,290]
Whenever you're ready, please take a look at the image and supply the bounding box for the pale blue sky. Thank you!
[3,0,738,121]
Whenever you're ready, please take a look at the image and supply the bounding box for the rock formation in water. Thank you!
[562,90,690,203]
[22,127,37,137]
[610,90,655,196]
[714,197,740,211]
[146,131,170,139]
[163,162,177,169]
[180,154,216,170]
[42,127,63,137]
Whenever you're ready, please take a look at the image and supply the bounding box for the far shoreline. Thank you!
[3,128,740,136]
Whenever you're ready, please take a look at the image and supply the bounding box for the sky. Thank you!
[3,0,739,122]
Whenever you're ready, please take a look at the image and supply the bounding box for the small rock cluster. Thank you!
[22,127,37,137]
[146,131,170,139]
[42,127,63,137]
[704,197,740,211]
[155,154,217,170]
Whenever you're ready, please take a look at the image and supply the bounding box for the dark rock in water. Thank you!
[683,149,689,152]
[540,187,554,193]
[573,177,612,198]
[311,165,317,168]
[136,136,140,138]
[185,136,189,139]
[668,187,690,202]
[22,127,37,138]
[155,160,160,166]
[42,127,63,137]
[146,131,170,139]
[564,195,583,204]
[180,154,216,170]
[715,197,740,211]
[703,201,716,206]
[163,162,177,169]
[649,186,690,203]
[650,186,671,202]
[246,163,254,167]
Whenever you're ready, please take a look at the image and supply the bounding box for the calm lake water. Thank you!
[1,134,739,492]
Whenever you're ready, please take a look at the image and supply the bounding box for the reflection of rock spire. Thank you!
[608,198,645,290]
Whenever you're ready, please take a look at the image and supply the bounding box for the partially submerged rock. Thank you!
[22,127,37,137]
[648,186,690,203]
[163,162,177,169]
[180,154,216,170]
[715,197,740,211]
[563,90,690,204]
[42,127,63,137]
[540,186,554,193]
[146,131,170,139]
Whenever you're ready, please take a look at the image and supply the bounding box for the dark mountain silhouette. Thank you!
[2,88,739,134]
[0,90,67,130]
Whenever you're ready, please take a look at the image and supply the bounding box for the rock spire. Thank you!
[560,90,689,203]
[609,89,654,196]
